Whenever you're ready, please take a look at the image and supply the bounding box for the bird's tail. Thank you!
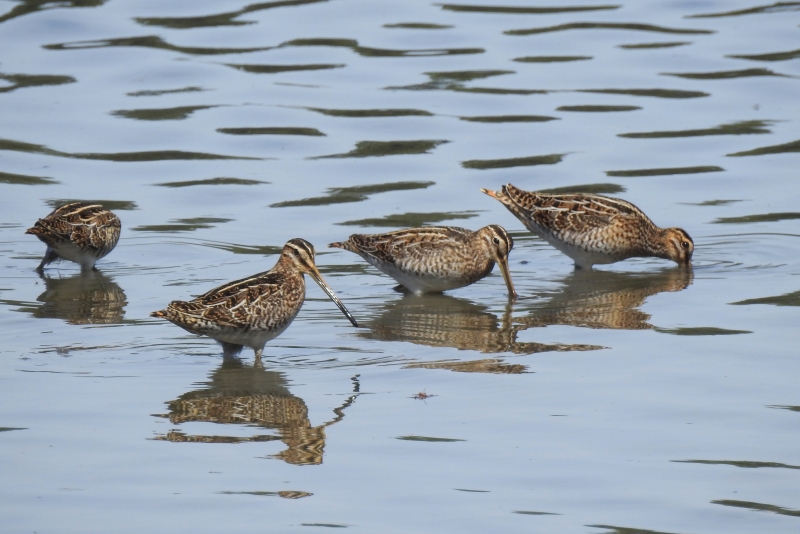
[328,240,356,252]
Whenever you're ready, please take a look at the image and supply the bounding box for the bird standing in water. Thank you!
[482,183,693,269]
[26,202,121,272]
[151,238,358,361]
[329,225,516,298]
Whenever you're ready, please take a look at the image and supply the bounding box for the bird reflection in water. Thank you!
[152,360,359,466]
[517,268,694,330]
[31,270,127,325]
[359,294,603,373]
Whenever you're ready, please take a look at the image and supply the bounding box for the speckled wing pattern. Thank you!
[156,270,304,334]
[339,227,479,277]
[500,184,651,236]
[494,184,663,261]
[26,202,121,257]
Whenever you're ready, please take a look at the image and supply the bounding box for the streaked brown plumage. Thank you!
[25,202,121,272]
[329,225,516,297]
[482,183,693,269]
[151,238,358,361]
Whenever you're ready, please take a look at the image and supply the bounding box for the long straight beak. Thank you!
[495,253,517,300]
[306,265,359,327]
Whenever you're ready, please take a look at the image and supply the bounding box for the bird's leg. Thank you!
[36,247,58,272]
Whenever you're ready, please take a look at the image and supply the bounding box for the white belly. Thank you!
[365,258,475,294]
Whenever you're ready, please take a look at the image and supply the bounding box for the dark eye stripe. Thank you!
[287,238,315,257]
[486,224,512,250]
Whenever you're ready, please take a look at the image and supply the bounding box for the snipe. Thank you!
[151,239,358,361]
[482,184,693,269]
[329,225,516,297]
[26,202,121,272]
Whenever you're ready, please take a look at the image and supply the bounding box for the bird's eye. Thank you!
[293,248,301,256]
[681,241,690,249]
[493,237,500,245]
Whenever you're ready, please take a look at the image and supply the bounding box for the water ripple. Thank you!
[711,499,800,518]
[44,35,273,55]
[154,177,267,187]
[128,86,205,97]
[606,166,723,177]
[557,105,640,112]
[304,107,433,117]
[386,69,547,94]
[111,105,218,121]
[337,211,479,228]
[281,38,483,57]
[619,120,773,138]
[540,183,625,195]
[461,153,565,170]
[687,2,800,19]
[312,140,448,159]
[271,181,435,208]
[134,0,328,29]
[505,22,713,36]
[0,171,57,185]
[514,55,592,63]
[383,23,453,30]
[588,525,688,534]
[578,88,708,99]
[663,68,789,79]
[728,139,800,156]
[673,459,800,469]
[0,137,258,161]
[438,3,620,15]
[132,218,234,233]
[459,115,558,123]
[224,63,344,74]
[731,289,800,306]
[728,48,800,62]
[44,199,137,211]
[618,41,691,49]
[0,72,75,93]
[713,212,800,224]
[218,127,325,136]
[0,0,106,24]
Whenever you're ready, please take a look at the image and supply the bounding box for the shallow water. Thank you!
[2,0,800,532]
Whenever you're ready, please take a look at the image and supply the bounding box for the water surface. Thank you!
[1,1,799,533]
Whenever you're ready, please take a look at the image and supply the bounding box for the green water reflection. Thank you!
[606,166,723,177]
[438,4,619,14]
[688,3,800,18]
[271,181,434,207]
[0,171,57,185]
[462,153,565,170]
[337,211,479,227]
[505,22,713,36]
[619,120,773,138]
[134,0,327,29]
[314,140,448,159]
[663,68,787,79]
[0,72,75,93]
[112,105,218,121]
[154,177,267,187]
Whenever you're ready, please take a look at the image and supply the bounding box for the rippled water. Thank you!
[2,0,800,532]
